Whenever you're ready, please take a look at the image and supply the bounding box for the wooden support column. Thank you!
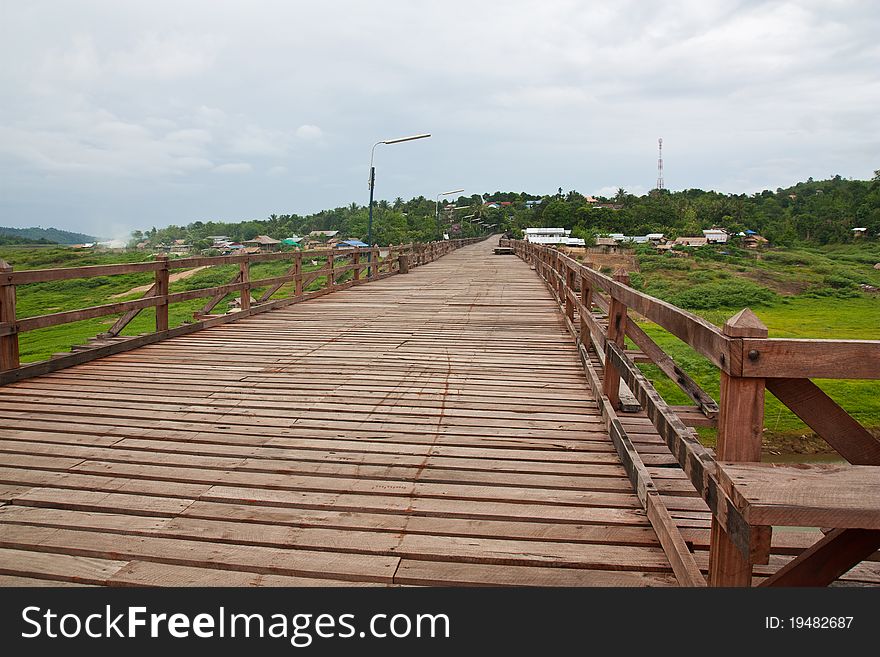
[239,257,250,311]
[352,249,361,281]
[708,308,768,587]
[155,254,170,332]
[294,252,303,296]
[0,259,20,372]
[564,265,575,321]
[602,269,630,409]
[580,271,593,345]
[398,252,410,274]
[371,247,379,279]
[327,251,335,289]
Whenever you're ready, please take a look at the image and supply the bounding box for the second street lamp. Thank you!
[435,188,464,240]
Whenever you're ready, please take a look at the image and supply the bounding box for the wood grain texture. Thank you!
[0,237,677,586]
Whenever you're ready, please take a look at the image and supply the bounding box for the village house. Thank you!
[307,230,340,247]
[243,235,281,252]
[673,236,708,247]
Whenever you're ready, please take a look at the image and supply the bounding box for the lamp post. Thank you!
[367,133,431,248]
[435,188,464,240]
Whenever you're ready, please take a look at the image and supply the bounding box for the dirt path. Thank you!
[111,266,209,298]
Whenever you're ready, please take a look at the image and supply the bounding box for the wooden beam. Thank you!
[766,377,880,465]
[106,284,156,337]
[294,251,304,297]
[605,340,767,565]
[238,257,251,311]
[709,308,768,587]
[760,528,880,587]
[596,372,705,586]
[16,295,163,333]
[626,319,719,417]
[10,261,163,285]
[740,338,880,380]
[196,271,242,318]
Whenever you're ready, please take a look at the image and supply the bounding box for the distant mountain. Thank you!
[0,226,97,244]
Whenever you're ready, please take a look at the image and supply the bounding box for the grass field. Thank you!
[630,242,880,453]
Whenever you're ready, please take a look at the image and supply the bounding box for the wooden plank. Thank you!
[765,377,880,465]
[109,561,384,587]
[716,462,880,529]
[740,338,880,380]
[0,546,128,585]
[0,522,400,584]
[394,559,676,587]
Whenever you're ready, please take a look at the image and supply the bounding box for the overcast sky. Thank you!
[1,0,878,237]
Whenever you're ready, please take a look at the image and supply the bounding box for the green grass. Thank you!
[633,243,880,450]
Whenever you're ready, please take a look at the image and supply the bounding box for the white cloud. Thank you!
[108,32,222,79]
[267,165,288,176]
[296,124,323,140]
[213,162,252,174]
[229,124,290,156]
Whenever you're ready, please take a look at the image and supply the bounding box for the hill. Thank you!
[0,226,96,245]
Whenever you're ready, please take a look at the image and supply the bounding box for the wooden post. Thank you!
[708,308,768,587]
[398,252,410,274]
[155,254,169,332]
[328,250,335,289]
[353,249,361,281]
[580,271,593,345]
[564,264,575,321]
[0,259,20,372]
[294,251,303,297]
[371,247,379,279]
[239,257,250,311]
[602,269,630,409]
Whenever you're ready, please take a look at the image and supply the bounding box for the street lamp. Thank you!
[367,133,431,248]
[435,188,464,240]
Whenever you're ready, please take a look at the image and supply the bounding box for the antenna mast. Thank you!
[656,138,664,191]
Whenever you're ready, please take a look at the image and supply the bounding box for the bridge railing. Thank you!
[513,239,880,587]
[0,237,485,382]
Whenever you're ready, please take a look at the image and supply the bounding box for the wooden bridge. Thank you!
[0,237,878,586]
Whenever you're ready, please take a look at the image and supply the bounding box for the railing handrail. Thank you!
[511,239,880,381]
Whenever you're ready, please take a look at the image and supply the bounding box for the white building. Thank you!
[524,227,584,247]
[703,229,729,244]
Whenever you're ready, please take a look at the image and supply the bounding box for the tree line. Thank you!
[133,172,880,248]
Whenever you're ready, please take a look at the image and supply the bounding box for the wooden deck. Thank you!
[0,238,685,586]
